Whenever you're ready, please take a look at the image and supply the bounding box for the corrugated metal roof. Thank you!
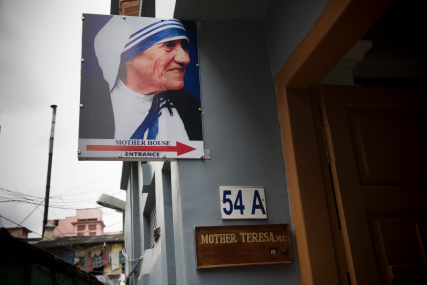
[34,234,124,249]
[0,229,103,285]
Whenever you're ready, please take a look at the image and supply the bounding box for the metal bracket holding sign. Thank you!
[219,186,267,219]
[195,224,293,268]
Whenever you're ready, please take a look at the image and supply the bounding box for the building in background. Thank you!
[5,226,32,239]
[33,224,125,283]
[48,208,122,237]
[21,208,127,282]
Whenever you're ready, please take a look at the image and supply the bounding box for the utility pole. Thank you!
[42,105,57,237]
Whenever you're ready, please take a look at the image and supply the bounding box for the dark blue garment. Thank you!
[59,251,75,264]
[130,93,174,140]
[119,251,125,264]
[79,74,203,141]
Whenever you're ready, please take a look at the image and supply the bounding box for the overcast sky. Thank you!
[0,0,126,238]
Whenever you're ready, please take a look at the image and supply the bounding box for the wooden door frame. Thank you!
[275,0,392,284]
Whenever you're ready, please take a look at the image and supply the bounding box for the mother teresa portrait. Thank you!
[79,15,203,143]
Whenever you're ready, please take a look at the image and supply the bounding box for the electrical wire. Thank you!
[0,186,121,203]
[13,199,45,233]
[0,187,124,214]
[0,186,124,209]
[0,186,123,246]
[121,248,144,262]
[51,170,120,197]
[57,187,120,198]
[0,199,99,210]
[0,214,77,253]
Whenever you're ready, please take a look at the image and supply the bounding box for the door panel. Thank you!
[368,211,427,285]
[348,106,427,185]
[318,85,427,285]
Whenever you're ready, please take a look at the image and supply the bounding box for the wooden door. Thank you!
[318,85,427,285]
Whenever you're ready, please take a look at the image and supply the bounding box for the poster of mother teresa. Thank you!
[78,14,203,160]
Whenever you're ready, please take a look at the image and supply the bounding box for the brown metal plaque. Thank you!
[195,224,293,268]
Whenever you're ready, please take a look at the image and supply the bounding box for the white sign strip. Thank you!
[219,186,267,219]
[78,139,203,160]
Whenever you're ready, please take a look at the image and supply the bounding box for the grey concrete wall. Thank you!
[138,162,177,285]
[172,20,300,285]
[124,162,144,284]
[263,0,329,78]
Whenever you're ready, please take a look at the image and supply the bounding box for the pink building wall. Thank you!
[48,208,123,237]
[52,216,77,236]
[76,208,102,221]
[6,227,31,239]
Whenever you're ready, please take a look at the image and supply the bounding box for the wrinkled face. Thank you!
[126,39,190,94]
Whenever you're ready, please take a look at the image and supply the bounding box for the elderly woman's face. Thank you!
[126,39,190,94]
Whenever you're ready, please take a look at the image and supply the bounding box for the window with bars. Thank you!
[77,225,85,231]
[149,207,157,248]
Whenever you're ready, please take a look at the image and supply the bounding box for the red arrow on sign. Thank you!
[86,142,196,156]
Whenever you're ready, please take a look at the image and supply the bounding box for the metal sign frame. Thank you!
[78,14,204,161]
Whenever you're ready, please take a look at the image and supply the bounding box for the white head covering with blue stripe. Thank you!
[94,16,189,92]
